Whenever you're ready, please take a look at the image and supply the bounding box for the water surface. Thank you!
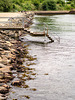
[26,14,75,100]
[8,14,75,100]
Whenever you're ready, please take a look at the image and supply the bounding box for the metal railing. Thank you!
[43,24,60,43]
[0,17,29,28]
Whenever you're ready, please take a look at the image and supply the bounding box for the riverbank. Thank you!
[34,10,75,15]
[0,12,36,100]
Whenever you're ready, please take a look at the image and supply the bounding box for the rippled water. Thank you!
[8,14,75,100]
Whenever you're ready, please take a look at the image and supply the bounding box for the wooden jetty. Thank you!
[0,17,54,43]
[46,34,54,42]
[24,28,54,42]
[24,29,45,36]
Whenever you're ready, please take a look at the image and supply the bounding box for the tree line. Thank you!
[0,0,75,12]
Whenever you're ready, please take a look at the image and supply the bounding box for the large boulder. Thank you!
[0,94,8,100]
[0,63,6,68]
[0,86,9,94]
[0,66,12,73]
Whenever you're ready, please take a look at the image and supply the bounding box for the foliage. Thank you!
[22,1,35,11]
[12,4,23,12]
[57,0,65,6]
[0,0,12,12]
[64,4,71,10]
[31,0,40,10]
[71,2,75,8]
[0,0,75,12]
[71,1,75,8]
[42,0,56,10]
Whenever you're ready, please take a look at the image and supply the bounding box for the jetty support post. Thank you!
[46,25,54,42]
[44,25,47,41]
[22,17,25,28]
[43,25,45,36]
[47,25,48,35]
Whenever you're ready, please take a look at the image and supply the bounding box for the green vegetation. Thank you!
[42,0,56,10]
[0,0,13,12]
[0,0,75,12]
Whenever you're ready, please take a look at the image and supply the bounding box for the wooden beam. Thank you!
[0,27,24,30]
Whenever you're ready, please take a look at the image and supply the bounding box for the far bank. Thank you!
[34,10,75,15]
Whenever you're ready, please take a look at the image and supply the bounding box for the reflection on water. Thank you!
[8,14,75,100]
[30,14,75,33]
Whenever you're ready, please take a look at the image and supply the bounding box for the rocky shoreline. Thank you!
[0,12,36,100]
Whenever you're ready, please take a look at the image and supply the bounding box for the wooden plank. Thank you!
[30,32,45,36]
[0,26,24,30]
[0,17,25,18]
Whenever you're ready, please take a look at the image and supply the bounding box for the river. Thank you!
[8,14,75,100]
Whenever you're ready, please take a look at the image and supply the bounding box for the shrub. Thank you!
[32,0,40,10]
[57,0,65,6]
[42,0,56,10]
[13,4,23,12]
[22,1,35,11]
[64,4,71,10]
[56,4,64,10]
[71,2,75,8]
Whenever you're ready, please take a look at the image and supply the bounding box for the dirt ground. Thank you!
[0,12,24,22]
